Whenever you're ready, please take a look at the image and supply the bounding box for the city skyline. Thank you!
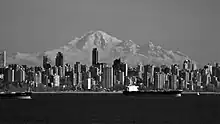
[1,47,220,93]
[0,0,219,65]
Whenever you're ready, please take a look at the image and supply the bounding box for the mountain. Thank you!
[7,30,198,67]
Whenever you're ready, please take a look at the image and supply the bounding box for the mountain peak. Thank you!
[68,30,122,50]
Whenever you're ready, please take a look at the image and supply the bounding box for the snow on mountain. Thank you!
[7,30,197,67]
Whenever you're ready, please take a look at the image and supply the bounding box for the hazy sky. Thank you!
[0,0,219,65]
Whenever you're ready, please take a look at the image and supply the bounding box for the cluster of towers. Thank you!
[1,49,220,92]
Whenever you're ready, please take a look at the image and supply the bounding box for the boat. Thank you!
[123,85,183,97]
[0,92,32,99]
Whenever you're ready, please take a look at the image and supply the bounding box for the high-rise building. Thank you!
[183,59,191,70]
[74,62,81,74]
[102,65,113,89]
[92,48,98,66]
[3,68,14,83]
[55,52,64,67]
[191,62,197,71]
[58,66,63,77]
[119,71,125,85]
[143,65,149,87]
[0,51,6,68]
[113,58,121,72]
[162,65,171,74]
[42,75,49,86]
[78,72,82,86]
[43,55,51,69]
[15,67,25,82]
[49,68,53,76]
[124,63,128,77]
[164,74,170,89]
[52,66,58,75]
[71,72,77,86]
[154,72,160,89]
[154,66,161,73]
[170,75,177,90]
[34,71,42,87]
[53,74,60,87]
[159,72,165,89]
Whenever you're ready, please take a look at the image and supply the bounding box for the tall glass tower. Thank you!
[55,52,64,67]
[92,48,98,66]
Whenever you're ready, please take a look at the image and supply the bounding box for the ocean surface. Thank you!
[0,93,220,124]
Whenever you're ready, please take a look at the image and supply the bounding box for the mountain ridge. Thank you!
[6,30,198,68]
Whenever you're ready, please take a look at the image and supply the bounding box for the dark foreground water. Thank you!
[0,93,220,124]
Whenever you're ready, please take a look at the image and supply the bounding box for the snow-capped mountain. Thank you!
[7,30,197,67]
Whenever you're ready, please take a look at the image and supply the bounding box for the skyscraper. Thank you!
[55,52,64,67]
[183,59,191,71]
[0,51,6,68]
[154,72,160,89]
[102,65,113,89]
[43,55,51,69]
[92,48,98,66]
[4,68,14,83]
[143,65,149,87]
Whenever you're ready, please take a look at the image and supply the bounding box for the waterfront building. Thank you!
[3,68,14,83]
[54,74,60,87]
[34,72,42,87]
[15,67,25,82]
[216,77,220,88]
[170,74,177,90]
[83,77,92,90]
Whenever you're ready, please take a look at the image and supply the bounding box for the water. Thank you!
[0,93,220,124]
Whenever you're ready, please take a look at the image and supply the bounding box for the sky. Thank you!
[0,0,219,65]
